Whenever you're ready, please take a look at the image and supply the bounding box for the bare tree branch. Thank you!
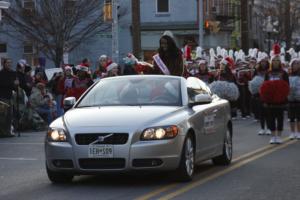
[253,0,300,48]
[2,0,124,67]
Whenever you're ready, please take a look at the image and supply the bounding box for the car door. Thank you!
[186,77,224,161]
[204,96,225,154]
[187,87,215,161]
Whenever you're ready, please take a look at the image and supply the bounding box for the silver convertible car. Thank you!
[45,75,232,183]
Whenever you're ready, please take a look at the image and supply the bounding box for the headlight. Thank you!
[47,128,67,142]
[141,126,179,140]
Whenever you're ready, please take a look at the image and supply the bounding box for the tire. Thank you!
[175,134,195,182]
[46,165,74,183]
[212,127,232,165]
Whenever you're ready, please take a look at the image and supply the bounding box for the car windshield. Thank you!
[76,77,182,107]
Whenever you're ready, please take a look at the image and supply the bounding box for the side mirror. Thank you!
[64,97,76,112]
[189,93,212,107]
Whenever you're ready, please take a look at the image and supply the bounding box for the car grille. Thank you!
[79,158,126,169]
[132,159,163,167]
[75,133,129,145]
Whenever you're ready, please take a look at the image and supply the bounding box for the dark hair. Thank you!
[199,65,209,74]
[291,62,300,76]
[224,65,232,74]
[158,35,181,59]
[2,58,11,67]
[16,63,23,71]
[82,58,89,64]
[258,60,270,71]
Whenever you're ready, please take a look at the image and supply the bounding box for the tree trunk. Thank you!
[284,0,291,49]
[54,47,63,68]
[131,0,141,59]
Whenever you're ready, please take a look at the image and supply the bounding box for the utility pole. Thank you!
[112,0,119,62]
[132,0,141,59]
[241,0,249,51]
[198,0,204,47]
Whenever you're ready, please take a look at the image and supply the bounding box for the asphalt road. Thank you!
[0,118,299,200]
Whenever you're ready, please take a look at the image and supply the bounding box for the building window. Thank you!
[24,43,34,54]
[22,0,36,16]
[157,0,169,13]
[0,44,8,70]
[23,0,36,11]
[23,43,36,66]
[0,43,7,53]
[103,0,112,22]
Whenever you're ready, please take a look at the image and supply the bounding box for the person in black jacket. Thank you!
[16,60,32,97]
[0,58,19,136]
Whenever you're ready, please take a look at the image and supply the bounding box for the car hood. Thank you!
[64,106,183,128]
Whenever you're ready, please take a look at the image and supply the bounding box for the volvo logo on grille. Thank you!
[90,134,114,145]
[98,136,105,142]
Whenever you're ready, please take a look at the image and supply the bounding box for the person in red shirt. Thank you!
[69,65,94,100]
[261,53,289,144]
[93,55,110,80]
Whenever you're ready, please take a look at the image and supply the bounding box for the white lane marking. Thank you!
[0,143,43,145]
[0,157,38,161]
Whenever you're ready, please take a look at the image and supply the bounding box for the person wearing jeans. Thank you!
[29,83,57,125]
[36,104,56,125]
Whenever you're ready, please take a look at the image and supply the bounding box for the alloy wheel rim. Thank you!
[225,130,232,160]
[185,138,194,176]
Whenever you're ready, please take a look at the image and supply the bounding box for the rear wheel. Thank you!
[46,165,74,183]
[212,128,232,165]
[175,134,195,182]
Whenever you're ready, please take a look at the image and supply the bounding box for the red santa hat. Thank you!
[184,45,192,61]
[107,62,118,72]
[273,43,281,55]
[99,54,108,61]
[270,43,281,59]
[221,57,235,68]
[123,53,138,65]
[105,60,113,69]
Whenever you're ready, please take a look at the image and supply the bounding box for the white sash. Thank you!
[153,54,170,75]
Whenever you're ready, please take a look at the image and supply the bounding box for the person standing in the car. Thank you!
[152,32,184,76]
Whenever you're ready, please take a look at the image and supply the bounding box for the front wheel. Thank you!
[212,128,232,165]
[175,135,195,182]
[46,165,74,183]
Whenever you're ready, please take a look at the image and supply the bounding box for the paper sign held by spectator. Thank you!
[45,68,63,80]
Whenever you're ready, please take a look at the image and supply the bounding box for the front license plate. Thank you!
[88,145,113,158]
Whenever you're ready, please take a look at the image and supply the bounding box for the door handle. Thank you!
[212,109,218,113]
